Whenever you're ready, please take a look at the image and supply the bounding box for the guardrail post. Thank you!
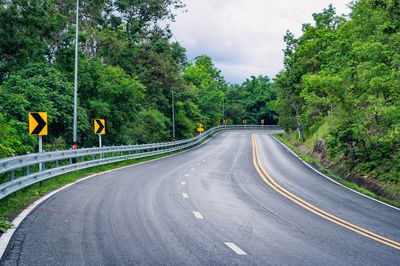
[55,150,59,168]
[40,154,46,187]
[10,153,15,181]
[26,152,30,175]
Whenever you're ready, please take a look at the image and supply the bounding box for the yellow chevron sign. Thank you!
[94,119,105,134]
[29,112,47,135]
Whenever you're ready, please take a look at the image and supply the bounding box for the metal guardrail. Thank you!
[0,125,281,200]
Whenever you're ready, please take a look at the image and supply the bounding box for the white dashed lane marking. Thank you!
[185,174,189,177]
[192,211,204,219]
[224,242,247,255]
[181,181,186,185]
[182,193,189,198]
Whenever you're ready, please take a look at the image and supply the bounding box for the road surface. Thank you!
[1,130,399,265]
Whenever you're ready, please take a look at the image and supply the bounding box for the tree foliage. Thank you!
[0,0,277,159]
[274,1,400,182]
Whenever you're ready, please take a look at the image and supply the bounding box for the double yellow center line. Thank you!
[251,133,400,250]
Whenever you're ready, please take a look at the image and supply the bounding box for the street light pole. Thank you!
[222,97,224,123]
[73,0,79,150]
[172,90,175,141]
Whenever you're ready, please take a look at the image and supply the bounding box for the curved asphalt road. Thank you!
[1,130,400,265]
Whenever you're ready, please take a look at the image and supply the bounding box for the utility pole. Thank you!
[172,90,175,141]
[73,0,79,152]
[222,97,224,123]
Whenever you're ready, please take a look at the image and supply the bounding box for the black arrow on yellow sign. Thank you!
[29,112,47,135]
[94,119,105,134]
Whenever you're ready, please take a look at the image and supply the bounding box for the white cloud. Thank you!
[169,0,352,84]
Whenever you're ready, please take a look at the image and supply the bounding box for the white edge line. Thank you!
[192,211,204,219]
[0,131,221,259]
[272,136,400,211]
[224,242,247,255]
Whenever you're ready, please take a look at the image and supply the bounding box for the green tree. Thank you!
[275,0,400,183]
[78,60,145,146]
[132,108,170,143]
[182,55,227,128]
[0,63,88,153]
[0,0,65,81]
[240,76,277,125]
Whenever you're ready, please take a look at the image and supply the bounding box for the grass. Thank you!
[273,133,400,208]
[303,119,331,151]
[274,133,318,165]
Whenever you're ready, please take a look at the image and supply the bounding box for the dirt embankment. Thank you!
[283,135,400,205]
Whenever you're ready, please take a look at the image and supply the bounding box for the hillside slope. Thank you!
[274,0,400,201]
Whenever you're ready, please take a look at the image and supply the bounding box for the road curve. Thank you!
[1,130,399,265]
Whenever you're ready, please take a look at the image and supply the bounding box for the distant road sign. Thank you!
[261,119,264,125]
[216,120,220,125]
[94,119,105,134]
[29,112,47,135]
[197,122,204,132]
[223,119,228,125]
[243,119,247,125]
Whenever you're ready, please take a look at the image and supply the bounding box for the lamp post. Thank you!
[222,97,224,124]
[73,0,79,151]
[172,90,175,141]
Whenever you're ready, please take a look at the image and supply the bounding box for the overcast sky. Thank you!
[168,0,352,84]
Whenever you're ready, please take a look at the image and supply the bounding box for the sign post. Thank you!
[94,119,105,147]
[197,123,204,135]
[29,112,48,158]
[29,112,47,186]
[39,135,43,181]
